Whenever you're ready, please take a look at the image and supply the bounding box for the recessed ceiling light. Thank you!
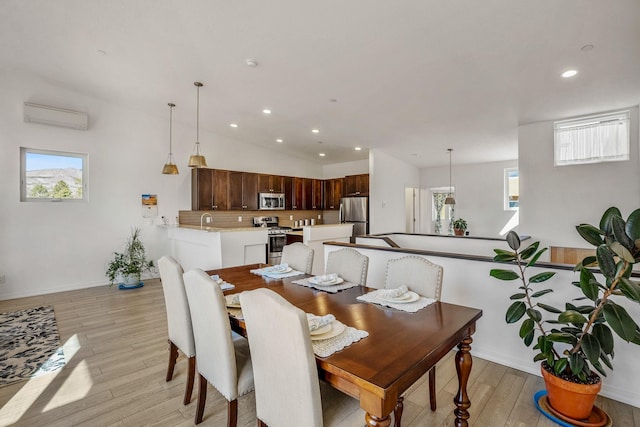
[319,153,326,157]
[311,129,320,134]
[276,139,283,143]
[246,59,258,67]
[354,147,362,151]
[562,70,578,78]
[230,123,238,128]
[262,109,271,114]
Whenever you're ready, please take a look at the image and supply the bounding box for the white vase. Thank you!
[122,274,139,286]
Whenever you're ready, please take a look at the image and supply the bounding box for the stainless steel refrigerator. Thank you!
[340,196,369,236]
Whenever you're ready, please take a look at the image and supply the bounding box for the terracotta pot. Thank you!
[541,364,602,420]
[454,228,464,236]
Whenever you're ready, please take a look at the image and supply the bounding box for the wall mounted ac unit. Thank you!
[23,102,89,130]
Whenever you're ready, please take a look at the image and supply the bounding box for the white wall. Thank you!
[420,159,518,236]
[369,149,420,234]
[518,106,640,248]
[0,70,324,299]
[322,159,368,179]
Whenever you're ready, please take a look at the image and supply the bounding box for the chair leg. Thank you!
[183,356,196,405]
[257,420,268,427]
[394,396,404,427]
[429,366,436,411]
[227,399,238,427]
[195,374,208,425]
[166,340,178,382]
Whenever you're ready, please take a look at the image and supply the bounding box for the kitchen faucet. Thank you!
[200,212,213,229]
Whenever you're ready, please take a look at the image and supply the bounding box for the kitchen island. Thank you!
[161,225,268,271]
[287,223,353,275]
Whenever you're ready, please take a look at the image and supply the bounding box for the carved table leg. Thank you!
[365,413,391,427]
[453,335,473,427]
[393,396,404,427]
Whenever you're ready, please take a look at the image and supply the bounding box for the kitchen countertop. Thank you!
[159,224,265,233]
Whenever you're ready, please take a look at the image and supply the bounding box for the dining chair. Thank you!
[325,248,369,286]
[183,269,254,426]
[239,288,362,427]
[280,242,314,274]
[157,255,196,405]
[384,255,444,425]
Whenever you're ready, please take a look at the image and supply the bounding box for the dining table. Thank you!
[208,263,483,427]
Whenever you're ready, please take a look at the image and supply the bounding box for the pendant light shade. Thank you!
[445,148,456,205]
[162,103,179,175]
[188,82,207,168]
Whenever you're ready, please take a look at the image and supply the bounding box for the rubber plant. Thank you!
[490,207,640,385]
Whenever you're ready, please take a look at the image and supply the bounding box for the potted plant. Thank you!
[453,218,467,236]
[106,228,154,287]
[489,207,640,421]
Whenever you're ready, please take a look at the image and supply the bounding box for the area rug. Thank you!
[0,305,66,387]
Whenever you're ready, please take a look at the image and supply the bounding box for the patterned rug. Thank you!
[0,305,66,387]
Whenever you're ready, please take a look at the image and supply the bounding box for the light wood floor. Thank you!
[1,280,639,427]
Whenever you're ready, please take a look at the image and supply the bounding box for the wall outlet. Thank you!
[0,274,5,284]
[206,216,211,223]
[289,215,293,220]
[238,216,242,222]
[318,214,321,219]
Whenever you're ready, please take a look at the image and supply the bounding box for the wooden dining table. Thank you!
[209,264,483,427]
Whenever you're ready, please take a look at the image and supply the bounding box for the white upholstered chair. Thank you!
[157,256,196,405]
[384,256,444,425]
[240,288,362,427]
[183,269,254,426]
[325,248,369,286]
[281,242,314,274]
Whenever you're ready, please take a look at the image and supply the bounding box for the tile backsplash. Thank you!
[179,210,339,228]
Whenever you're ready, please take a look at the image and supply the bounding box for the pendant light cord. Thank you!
[196,85,200,144]
[169,103,174,155]
[448,148,452,194]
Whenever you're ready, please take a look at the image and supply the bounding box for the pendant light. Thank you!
[188,82,207,168]
[445,148,456,205]
[162,103,179,175]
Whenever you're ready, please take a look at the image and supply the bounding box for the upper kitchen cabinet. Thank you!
[310,179,323,210]
[229,172,258,210]
[323,178,343,210]
[344,173,369,196]
[284,177,305,210]
[191,168,230,210]
[258,174,284,193]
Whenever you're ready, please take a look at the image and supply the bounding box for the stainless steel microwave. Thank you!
[259,193,285,210]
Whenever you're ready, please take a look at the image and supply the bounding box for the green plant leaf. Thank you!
[506,231,521,251]
[531,289,553,298]
[592,323,614,355]
[490,269,520,281]
[574,256,598,270]
[581,333,601,366]
[520,241,539,260]
[529,272,556,283]
[596,245,617,279]
[568,353,585,376]
[546,332,575,344]
[579,268,599,301]
[619,277,640,303]
[510,293,526,300]
[493,253,517,262]
[599,352,613,370]
[519,318,534,338]
[538,303,562,313]
[612,214,635,252]
[527,247,548,267]
[610,241,635,263]
[533,353,547,362]
[592,360,607,377]
[625,209,640,240]
[576,224,604,247]
[506,301,526,323]
[558,310,588,324]
[603,302,638,342]
[523,329,535,347]
[554,358,568,375]
[526,308,542,322]
[600,207,622,235]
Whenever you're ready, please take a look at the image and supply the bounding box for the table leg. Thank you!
[365,413,391,427]
[453,335,473,427]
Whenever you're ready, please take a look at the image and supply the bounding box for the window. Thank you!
[20,148,88,202]
[504,168,519,210]
[554,110,630,166]
[431,187,454,234]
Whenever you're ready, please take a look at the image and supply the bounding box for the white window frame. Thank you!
[554,110,630,166]
[20,147,88,202]
[504,168,519,211]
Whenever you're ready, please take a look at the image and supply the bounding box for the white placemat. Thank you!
[250,267,305,279]
[227,307,243,319]
[356,290,436,313]
[311,324,369,358]
[291,277,360,293]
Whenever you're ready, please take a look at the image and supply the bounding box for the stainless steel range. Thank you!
[253,216,292,265]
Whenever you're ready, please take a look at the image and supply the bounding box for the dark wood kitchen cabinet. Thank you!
[229,172,258,210]
[310,179,323,210]
[284,177,305,210]
[258,174,284,193]
[344,173,369,196]
[191,168,230,210]
[323,178,343,210]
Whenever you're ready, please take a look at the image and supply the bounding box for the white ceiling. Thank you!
[2,0,639,167]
